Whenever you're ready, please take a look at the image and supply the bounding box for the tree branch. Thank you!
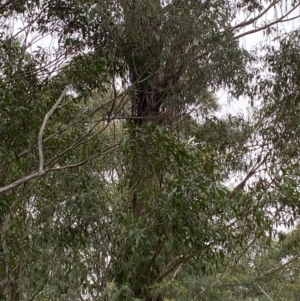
[258,286,274,301]
[0,88,119,194]
[260,255,300,277]
[0,0,14,11]
[38,87,67,173]
[232,0,280,31]
[234,3,300,40]
[28,272,49,301]
[0,145,118,194]
[48,144,118,171]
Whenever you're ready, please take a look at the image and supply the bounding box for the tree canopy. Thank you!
[1,1,300,300]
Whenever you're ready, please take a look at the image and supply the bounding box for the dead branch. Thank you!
[38,87,67,172]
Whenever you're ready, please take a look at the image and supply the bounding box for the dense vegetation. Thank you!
[1,0,300,300]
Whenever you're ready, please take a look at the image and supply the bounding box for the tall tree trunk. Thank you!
[115,2,187,299]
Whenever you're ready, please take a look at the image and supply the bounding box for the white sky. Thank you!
[9,1,300,119]
[219,1,300,116]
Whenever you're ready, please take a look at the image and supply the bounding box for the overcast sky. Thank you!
[219,2,300,116]
[10,1,300,117]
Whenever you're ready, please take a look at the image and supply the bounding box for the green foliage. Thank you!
[1,1,300,301]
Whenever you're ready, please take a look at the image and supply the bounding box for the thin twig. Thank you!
[48,144,118,171]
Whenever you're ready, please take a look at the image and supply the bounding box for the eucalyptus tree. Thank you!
[1,1,300,301]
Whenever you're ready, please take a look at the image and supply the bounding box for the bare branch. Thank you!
[0,171,44,194]
[0,145,118,194]
[258,286,275,301]
[261,255,300,277]
[38,87,67,173]
[228,169,256,199]
[43,119,112,169]
[234,3,300,40]
[232,0,280,31]
[48,145,118,171]
[229,233,262,270]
